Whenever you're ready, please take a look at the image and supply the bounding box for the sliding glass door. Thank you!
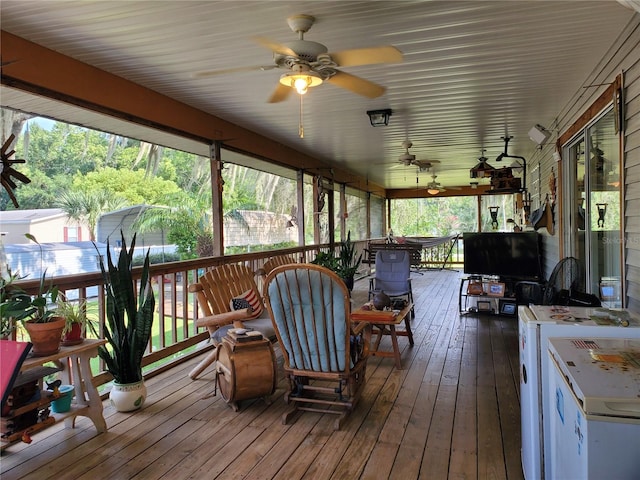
[563,107,622,306]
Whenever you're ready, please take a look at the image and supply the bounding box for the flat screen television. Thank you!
[463,232,542,280]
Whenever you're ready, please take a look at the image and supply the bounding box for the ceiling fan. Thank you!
[425,174,461,194]
[393,140,440,170]
[426,175,445,194]
[193,14,403,103]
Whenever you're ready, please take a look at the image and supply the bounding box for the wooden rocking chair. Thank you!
[257,254,300,289]
[187,263,276,380]
[263,264,371,430]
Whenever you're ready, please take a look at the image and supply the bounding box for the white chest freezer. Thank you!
[547,337,640,479]
[518,305,640,479]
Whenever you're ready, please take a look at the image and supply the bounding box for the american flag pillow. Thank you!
[229,289,263,319]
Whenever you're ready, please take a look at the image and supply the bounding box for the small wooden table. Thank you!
[215,334,276,411]
[351,303,414,369]
[1,339,107,449]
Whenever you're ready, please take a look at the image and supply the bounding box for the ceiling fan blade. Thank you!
[268,83,293,103]
[328,46,403,67]
[326,71,385,98]
[252,36,298,57]
[192,65,276,79]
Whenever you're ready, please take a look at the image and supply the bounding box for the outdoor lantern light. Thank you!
[366,109,392,127]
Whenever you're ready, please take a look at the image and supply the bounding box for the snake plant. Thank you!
[96,233,155,385]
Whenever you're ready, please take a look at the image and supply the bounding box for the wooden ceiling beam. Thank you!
[0,30,386,197]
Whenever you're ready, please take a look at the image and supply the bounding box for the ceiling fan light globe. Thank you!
[427,188,440,195]
[280,72,323,94]
[294,77,309,94]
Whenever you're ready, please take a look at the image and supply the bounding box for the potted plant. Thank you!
[336,231,362,291]
[10,235,64,355]
[1,267,29,339]
[311,231,362,291]
[96,233,155,412]
[19,270,64,356]
[311,250,340,272]
[57,296,97,346]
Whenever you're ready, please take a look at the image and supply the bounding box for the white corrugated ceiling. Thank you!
[0,1,636,191]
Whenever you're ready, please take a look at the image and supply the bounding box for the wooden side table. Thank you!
[215,335,277,411]
[1,339,107,449]
[351,303,414,369]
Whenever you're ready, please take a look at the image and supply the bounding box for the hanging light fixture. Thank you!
[366,109,393,127]
[279,66,323,139]
[279,66,323,95]
[470,150,495,178]
[494,136,527,192]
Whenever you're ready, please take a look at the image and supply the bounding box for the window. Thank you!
[480,194,517,232]
[344,188,367,240]
[64,226,80,242]
[390,196,477,237]
[221,162,298,254]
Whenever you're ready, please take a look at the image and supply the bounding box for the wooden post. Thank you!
[210,141,224,257]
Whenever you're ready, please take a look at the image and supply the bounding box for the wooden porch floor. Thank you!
[1,269,524,480]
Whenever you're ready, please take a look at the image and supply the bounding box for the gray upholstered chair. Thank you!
[263,264,371,430]
[368,249,415,318]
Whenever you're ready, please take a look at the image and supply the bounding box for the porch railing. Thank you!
[10,237,460,390]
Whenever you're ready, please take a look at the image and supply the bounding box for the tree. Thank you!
[56,189,127,241]
[5,169,64,210]
[1,109,32,152]
[77,167,181,204]
[132,195,213,259]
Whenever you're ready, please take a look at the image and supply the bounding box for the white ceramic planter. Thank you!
[110,381,147,412]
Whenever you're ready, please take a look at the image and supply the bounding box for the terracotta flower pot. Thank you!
[24,316,65,356]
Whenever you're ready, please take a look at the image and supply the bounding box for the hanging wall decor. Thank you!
[315,175,326,213]
[489,206,500,230]
[0,134,31,208]
[548,167,557,205]
[596,203,608,228]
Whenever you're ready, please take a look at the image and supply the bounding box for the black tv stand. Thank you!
[459,276,518,316]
